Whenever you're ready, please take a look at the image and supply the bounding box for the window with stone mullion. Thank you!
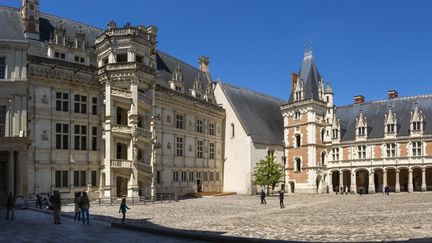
[0,105,6,137]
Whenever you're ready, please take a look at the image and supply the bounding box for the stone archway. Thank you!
[426,167,432,191]
[399,168,409,192]
[332,171,340,192]
[342,170,351,193]
[356,169,369,194]
[386,168,396,192]
[412,167,422,192]
[288,181,295,193]
[374,169,384,193]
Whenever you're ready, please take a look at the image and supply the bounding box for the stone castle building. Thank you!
[1,1,431,203]
[282,49,432,194]
[0,0,224,201]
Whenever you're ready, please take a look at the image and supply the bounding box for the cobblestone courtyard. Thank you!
[63,193,432,242]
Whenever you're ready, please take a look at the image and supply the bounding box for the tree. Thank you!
[252,155,284,195]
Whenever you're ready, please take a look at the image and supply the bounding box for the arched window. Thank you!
[294,158,301,172]
[295,134,301,148]
[321,152,326,166]
[230,123,235,138]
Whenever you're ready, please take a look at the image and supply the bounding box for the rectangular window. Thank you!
[209,123,215,136]
[74,95,87,114]
[91,170,97,187]
[176,137,183,157]
[181,171,187,182]
[75,56,79,62]
[55,52,59,58]
[196,140,203,158]
[91,126,97,151]
[56,123,69,150]
[92,97,98,115]
[196,119,203,133]
[156,171,161,184]
[209,142,215,159]
[0,106,6,137]
[80,57,85,63]
[136,55,143,63]
[188,171,194,181]
[216,172,220,181]
[294,111,301,119]
[358,127,366,136]
[55,170,68,188]
[332,148,339,161]
[60,53,66,60]
[413,121,421,131]
[386,143,396,158]
[210,172,214,181]
[74,125,87,150]
[357,145,366,159]
[196,172,201,180]
[203,172,208,181]
[56,92,69,112]
[116,53,128,63]
[74,170,86,187]
[176,115,184,129]
[0,57,5,79]
[172,171,179,182]
[332,129,338,139]
[412,142,422,156]
[387,124,395,133]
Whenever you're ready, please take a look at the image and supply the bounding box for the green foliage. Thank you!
[252,155,284,191]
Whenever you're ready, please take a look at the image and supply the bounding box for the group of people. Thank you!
[260,189,285,208]
[72,192,91,225]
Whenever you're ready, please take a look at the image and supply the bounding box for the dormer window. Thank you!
[410,104,423,135]
[331,115,340,140]
[294,111,301,120]
[295,91,302,101]
[332,129,338,139]
[384,106,397,136]
[356,110,367,139]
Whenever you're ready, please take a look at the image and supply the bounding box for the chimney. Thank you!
[291,72,298,90]
[354,95,365,104]
[198,56,210,73]
[388,90,398,99]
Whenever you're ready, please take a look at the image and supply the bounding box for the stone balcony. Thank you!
[136,127,152,141]
[111,125,131,135]
[111,87,132,100]
[111,159,132,168]
[136,162,152,174]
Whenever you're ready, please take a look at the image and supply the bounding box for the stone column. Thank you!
[15,151,22,196]
[408,168,413,193]
[395,169,400,193]
[339,171,344,187]
[7,151,14,195]
[368,169,375,194]
[350,170,357,194]
[421,168,427,192]
[382,169,387,193]
[103,82,113,198]
[328,172,333,194]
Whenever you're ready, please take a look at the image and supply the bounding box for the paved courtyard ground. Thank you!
[0,208,202,242]
[61,192,432,242]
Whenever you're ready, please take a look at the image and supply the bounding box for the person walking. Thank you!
[74,192,82,222]
[5,192,15,220]
[345,185,349,195]
[260,189,266,204]
[335,186,339,195]
[80,192,90,225]
[52,190,62,224]
[279,190,285,209]
[119,198,130,223]
[36,194,42,209]
[340,185,344,195]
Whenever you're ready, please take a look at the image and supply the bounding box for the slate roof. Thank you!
[219,82,284,145]
[336,95,432,141]
[156,51,211,93]
[0,6,26,41]
[288,51,321,103]
[0,5,210,92]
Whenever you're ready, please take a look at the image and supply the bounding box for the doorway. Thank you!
[116,177,128,197]
[0,152,6,205]
[197,179,202,192]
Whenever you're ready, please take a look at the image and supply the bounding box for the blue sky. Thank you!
[4,0,432,105]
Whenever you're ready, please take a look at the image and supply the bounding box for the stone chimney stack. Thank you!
[198,56,210,73]
[388,90,399,99]
[21,0,40,39]
[354,95,365,104]
[291,72,298,91]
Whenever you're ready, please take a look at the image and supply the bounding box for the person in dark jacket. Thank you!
[52,190,62,224]
[260,189,266,204]
[6,192,15,220]
[74,192,82,222]
[279,190,285,208]
[119,198,130,223]
[36,194,42,209]
[80,192,90,225]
